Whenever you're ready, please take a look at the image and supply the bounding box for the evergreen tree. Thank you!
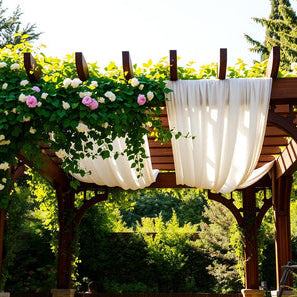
[0,0,40,47]
[245,0,297,69]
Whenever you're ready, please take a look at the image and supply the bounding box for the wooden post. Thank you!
[271,170,293,290]
[242,186,259,289]
[56,184,75,289]
[75,52,89,82]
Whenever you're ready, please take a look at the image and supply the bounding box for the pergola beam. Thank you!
[275,139,297,179]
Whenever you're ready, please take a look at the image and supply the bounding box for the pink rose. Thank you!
[89,99,98,110]
[82,96,93,107]
[32,86,41,93]
[137,94,146,106]
[26,95,38,108]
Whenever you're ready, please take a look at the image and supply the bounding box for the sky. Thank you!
[2,0,275,69]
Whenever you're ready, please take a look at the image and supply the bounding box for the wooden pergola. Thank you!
[1,46,297,297]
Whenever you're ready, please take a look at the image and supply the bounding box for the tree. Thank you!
[0,0,41,47]
[244,0,297,69]
[197,201,243,292]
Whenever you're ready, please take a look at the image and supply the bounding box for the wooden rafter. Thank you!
[75,52,89,81]
[217,48,227,80]
[23,52,42,82]
[122,51,133,81]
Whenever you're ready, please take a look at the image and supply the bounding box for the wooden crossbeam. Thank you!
[266,46,280,79]
[217,48,227,79]
[170,50,178,81]
[23,53,42,82]
[122,51,133,81]
[75,52,89,81]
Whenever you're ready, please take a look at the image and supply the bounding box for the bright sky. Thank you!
[3,0,274,68]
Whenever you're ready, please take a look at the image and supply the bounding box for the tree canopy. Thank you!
[245,0,297,69]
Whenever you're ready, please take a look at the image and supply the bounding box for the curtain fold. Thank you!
[166,78,273,193]
[70,136,158,190]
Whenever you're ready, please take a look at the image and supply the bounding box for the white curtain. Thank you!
[70,136,158,190]
[166,78,273,194]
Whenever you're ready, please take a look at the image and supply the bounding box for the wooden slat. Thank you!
[263,137,289,146]
[122,51,133,81]
[258,155,276,162]
[217,48,227,80]
[24,53,42,82]
[75,52,89,81]
[149,148,173,156]
[151,163,175,170]
[266,46,280,79]
[265,126,288,137]
[276,139,297,179]
[261,146,282,155]
[170,50,178,81]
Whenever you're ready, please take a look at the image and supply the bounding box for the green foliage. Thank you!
[0,0,40,47]
[136,212,198,292]
[2,174,55,292]
[197,201,242,293]
[245,0,297,69]
[120,189,206,228]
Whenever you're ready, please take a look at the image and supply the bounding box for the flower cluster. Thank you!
[0,41,172,206]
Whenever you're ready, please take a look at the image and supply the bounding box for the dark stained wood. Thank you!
[23,53,42,82]
[75,52,89,81]
[217,48,227,80]
[266,46,280,79]
[170,50,178,81]
[271,78,297,104]
[272,172,293,290]
[242,186,259,289]
[275,140,297,179]
[263,137,289,146]
[122,51,133,81]
[261,146,282,155]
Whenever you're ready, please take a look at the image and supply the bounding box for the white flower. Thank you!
[147,91,154,101]
[71,78,82,88]
[0,184,4,191]
[0,135,4,141]
[4,111,8,115]
[102,122,108,128]
[2,178,6,183]
[90,81,98,88]
[55,149,67,159]
[29,127,36,134]
[10,63,20,70]
[2,83,8,90]
[131,77,139,87]
[23,116,31,122]
[79,91,92,98]
[63,78,72,88]
[139,84,144,90]
[11,108,17,114]
[0,162,9,171]
[20,80,29,86]
[0,140,10,145]
[0,62,7,68]
[62,101,70,110]
[37,102,42,107]
[41,92,48,100]
[105,91,116,102]
[19,93,27,103]
[76,122,89,133]
[98,97,105,103]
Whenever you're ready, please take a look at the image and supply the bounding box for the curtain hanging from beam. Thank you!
[166,78,272,193]
[70,136,158,190]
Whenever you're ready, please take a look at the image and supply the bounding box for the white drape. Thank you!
[70,136,158,190]
[165,78,273,193]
